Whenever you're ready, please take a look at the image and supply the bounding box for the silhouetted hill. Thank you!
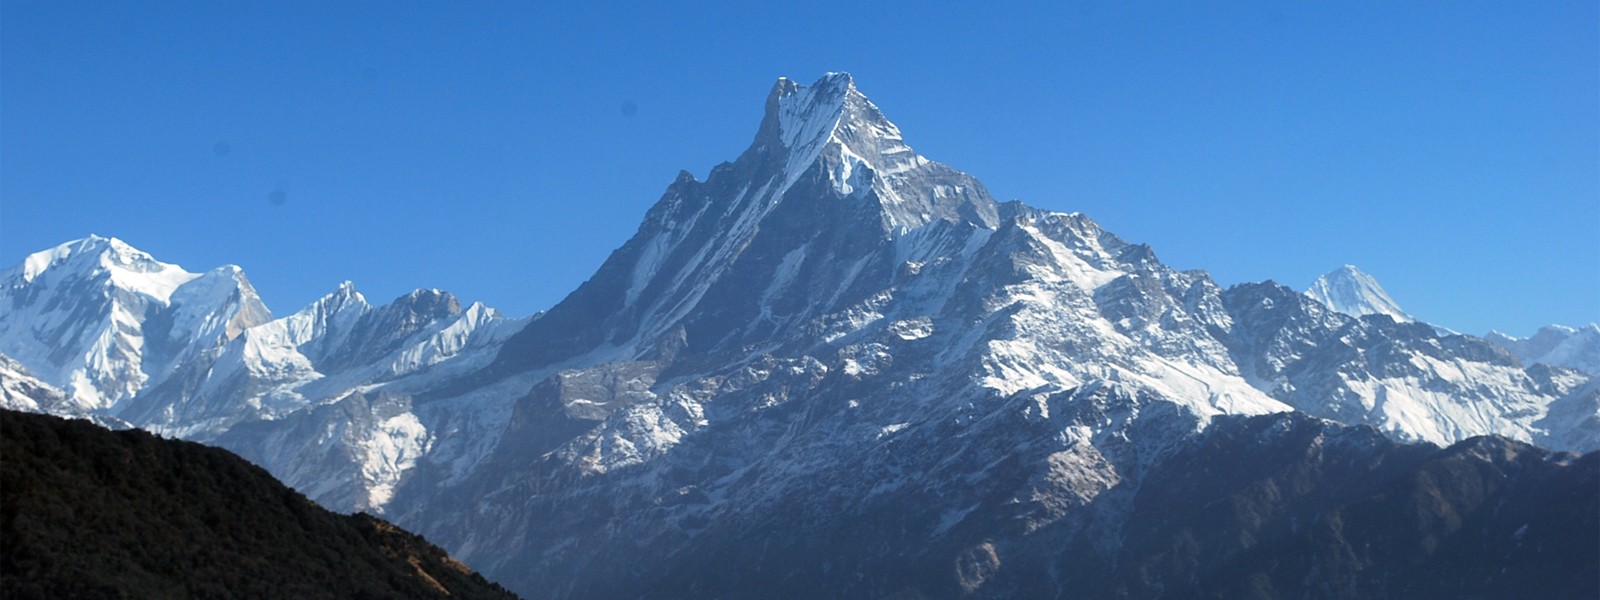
[0,409,518,599]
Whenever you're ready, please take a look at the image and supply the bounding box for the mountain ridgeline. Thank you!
[2,73,1596,598]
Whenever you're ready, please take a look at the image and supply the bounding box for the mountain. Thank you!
[118,281,523,440]
[2,73,1595,599]
[1304,264,1411,322]
[1486,324,1600,376]
[0,237,527,513]
[0,354,72,416]
[1221,281,1599,450]
[378,74,1596,596]
[0,235,524,441]
[0,235,272,412]
[1,409,519,599]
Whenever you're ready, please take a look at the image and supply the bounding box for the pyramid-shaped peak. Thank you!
[748,72,933,203]
[1305,265,1411,322]
[761,72,877,154]
[1318,265,1383,289]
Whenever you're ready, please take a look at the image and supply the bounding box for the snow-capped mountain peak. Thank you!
[489,73,1006,373]
[761,72,895,190]
[767,72,904,185]
[770,72,855,155]
[1,242,525,448]
[1304,264,1411,322]
[258,280,372,360]
[1,236,272,411]
[16,234,201,303]
[756,73,998,232]
[1486,323,1600,376]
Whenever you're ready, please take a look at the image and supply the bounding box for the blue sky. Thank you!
[2,1,1595,335]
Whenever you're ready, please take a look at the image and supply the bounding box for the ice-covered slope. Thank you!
[0,353,73,415]
[1304,264,1411,322]
[0,235,272,411]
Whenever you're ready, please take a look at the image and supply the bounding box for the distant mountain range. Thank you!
[3,73,1595,599]
[1486,324,1600,377]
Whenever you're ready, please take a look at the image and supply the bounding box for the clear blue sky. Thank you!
[3,1,1595,336]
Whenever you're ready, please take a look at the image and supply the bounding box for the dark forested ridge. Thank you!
[0,409,518,600]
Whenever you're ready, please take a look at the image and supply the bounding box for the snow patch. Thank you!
[359,411,430,509]
[889,317,933,341]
